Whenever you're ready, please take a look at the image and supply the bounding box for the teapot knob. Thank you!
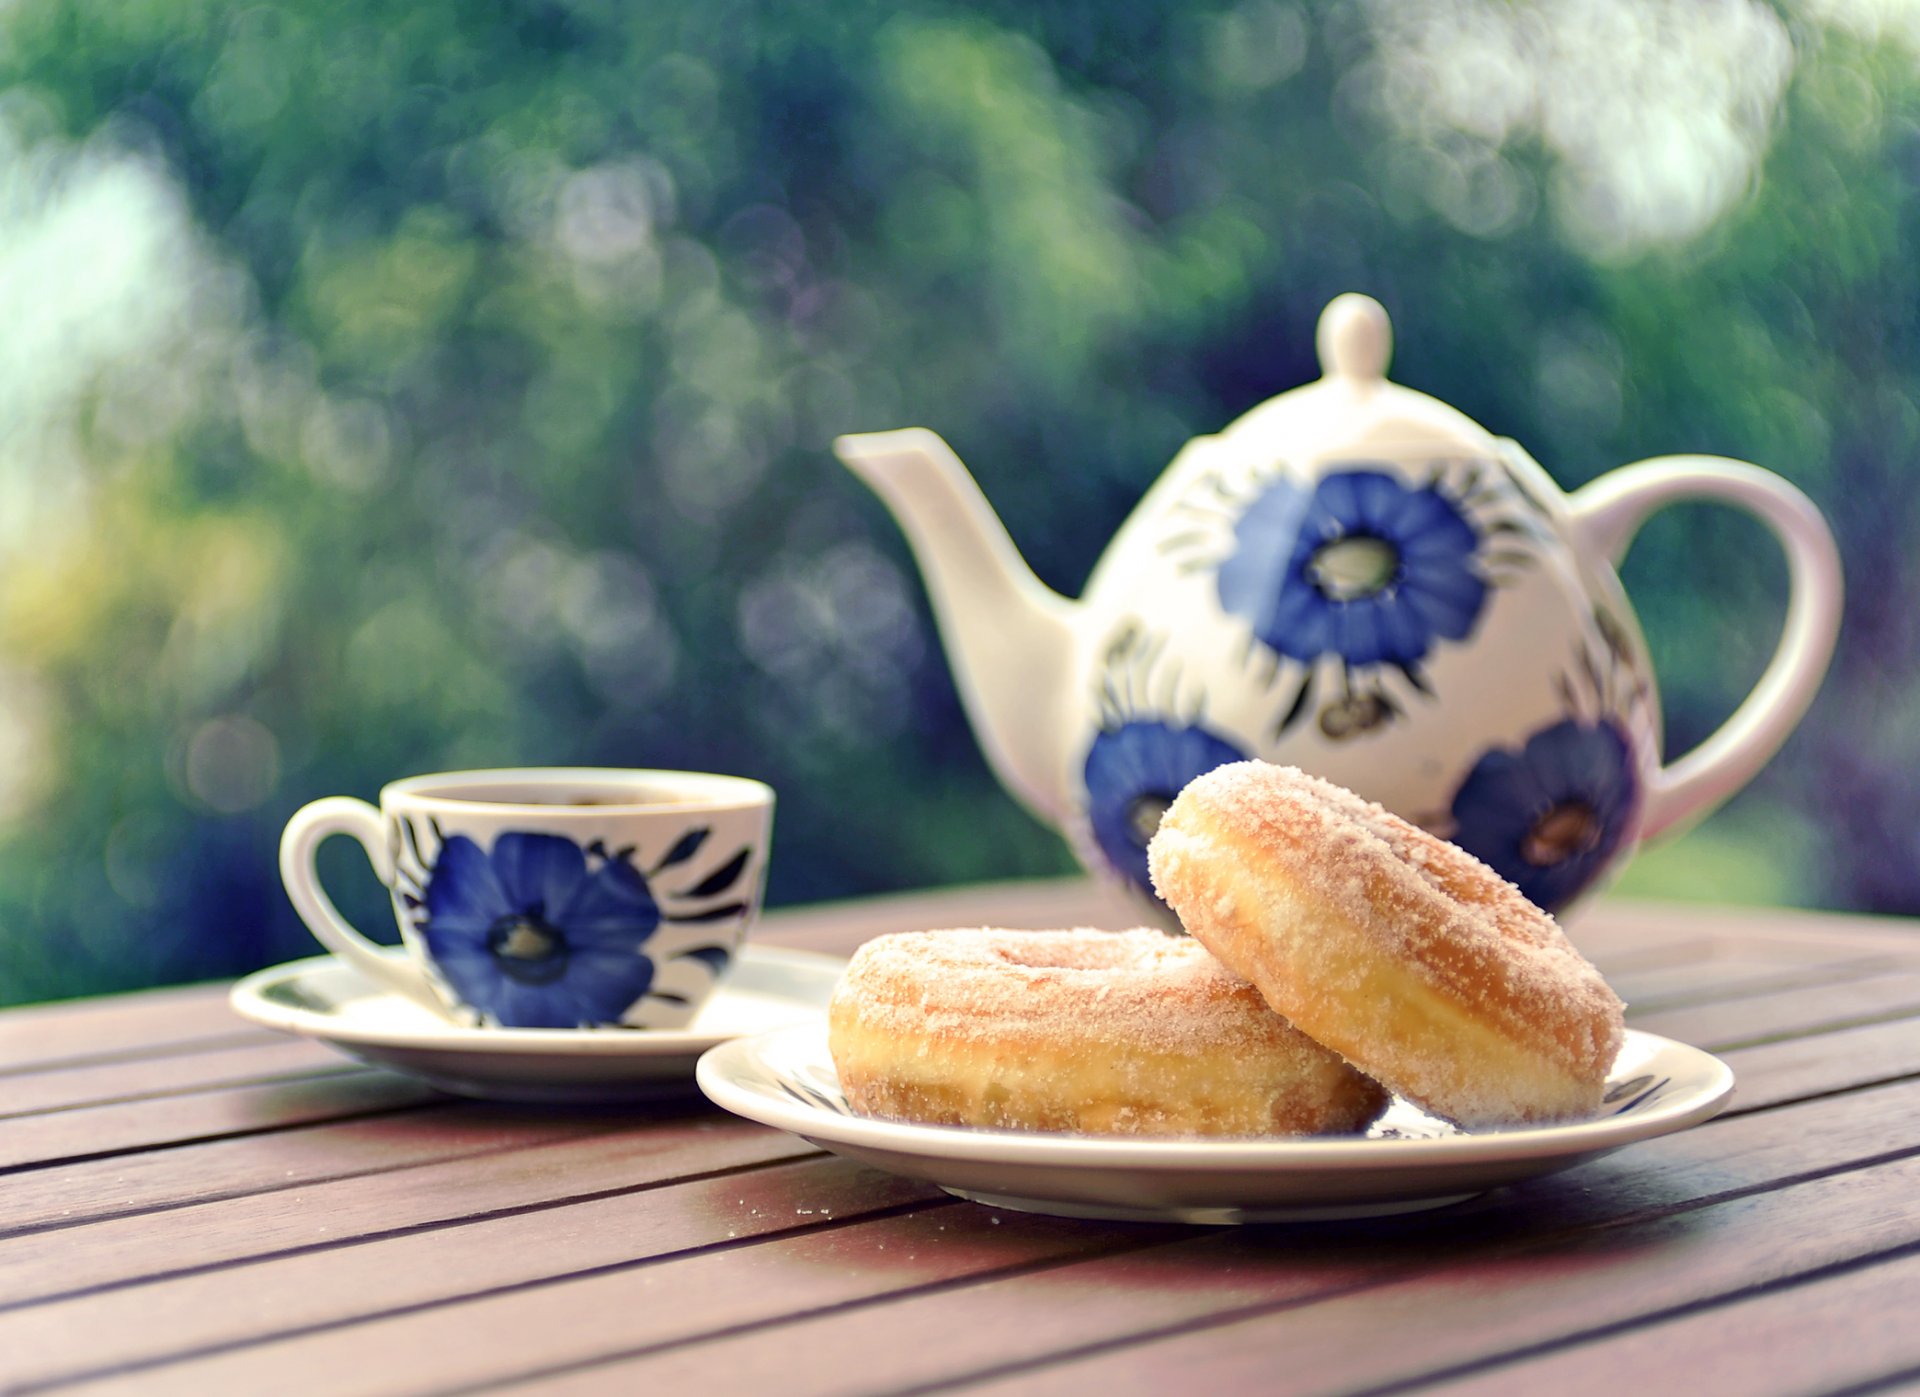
[1316,293,1392,381]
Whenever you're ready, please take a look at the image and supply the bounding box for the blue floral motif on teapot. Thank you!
[1447,717,1641,913]
[1083,719,1249,895]
[1217,466,1489,672]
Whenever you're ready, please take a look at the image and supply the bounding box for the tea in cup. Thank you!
[280,768,775,1030]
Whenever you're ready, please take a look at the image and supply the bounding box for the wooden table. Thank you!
[8,882,1920,1396]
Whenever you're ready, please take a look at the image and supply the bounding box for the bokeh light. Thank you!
[0,0,1909,1001]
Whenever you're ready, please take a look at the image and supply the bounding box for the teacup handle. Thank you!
[1567,456,1843,841]
[280,797,441,1009]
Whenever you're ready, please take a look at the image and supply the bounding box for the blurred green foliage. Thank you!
[0,0,1911,1002]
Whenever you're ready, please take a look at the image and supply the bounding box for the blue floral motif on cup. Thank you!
[1084,719,1248,895]
[1217,468,1488,670]
[421,831,662,1028]
[1447,717,1639,913]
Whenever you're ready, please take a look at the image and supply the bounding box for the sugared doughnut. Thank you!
[1148,762,1625,1127]
[827,927,1389,1137]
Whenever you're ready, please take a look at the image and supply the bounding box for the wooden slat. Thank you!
[441,1143,1920,1397]
[39,1201,1154,1397]
[755,879,1148,959]
[0,1104,638,1236]
[933,1156,1920,1397]
[1565,900,1920,958]
[1574,936,1721,974]
[2,1156,939,1393]
[35,1058,1920,1396]
[0,1109,812,1306]
[1629,970,1920,1048]
[1606,952,1904,1012]
[0,1070,443,1172]
[3,892,1916,1397]
[0,1039,357,1119]
[1404,1246,1920,1396]
[0,983,259,1072]
[760,883,1920,1016]
[1716,1014,1920,1113]
[457,1099,1920,1397]
[756,885,1920,962]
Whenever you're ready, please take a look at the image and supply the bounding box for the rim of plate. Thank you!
[229,944,843,1057]
[695,1023,1735,1172]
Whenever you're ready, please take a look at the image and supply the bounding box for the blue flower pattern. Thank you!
[1217,468,1488,670]
[1084,719,1248,895]
[422,831,662,1027]
[1447,717,1640,913]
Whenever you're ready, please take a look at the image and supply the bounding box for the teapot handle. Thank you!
[1566,456,1842,841]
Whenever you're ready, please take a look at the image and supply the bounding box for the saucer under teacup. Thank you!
[232,944,841,1104]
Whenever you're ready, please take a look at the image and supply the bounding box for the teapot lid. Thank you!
[1220,294,1503,461]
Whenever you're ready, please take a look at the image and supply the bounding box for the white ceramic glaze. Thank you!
[695,1023,1734,1223]
[232,944,841,1103]
[835,294,1843,914]
[280,767,774,1030]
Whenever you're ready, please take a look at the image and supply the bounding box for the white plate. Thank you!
[232,945,843,1104]
[696,1024,1734,1223]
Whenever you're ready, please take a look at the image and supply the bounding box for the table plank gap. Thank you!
[935,1149,1920,1397]
[6,1139,829,1312]
[1633,970,1920,1049]
[15,1028,1920,1366]
[0,1044,390,1121]
[1722,1068,1920,1121]
[0,1072,454,1175]
[762,887,1920,960]
[0,985,254,1069]
[0,1156,944,1392]
[0,1129,616,1243]
[1578,937,1725,975]
[1843,1368,1920,1397]
[1708,1001,1920,1054]
[0,1100,628,1235]
[18,1028,1904,1297]
[11,1036,1904,1312]
[0,1029,286,1081]
[439,1091,1920,1397]
[20,1198,960,1397]
[771,1151,1920,1397]
[23,1199,1187,1397]
[1713,1015,1920,1113]
[9,895,1920,1397]
[67,1086,1920,1397]
[1612,955,1909,1013]
[1571,902,1920,958]
[434,1232,1199,1397]
[1367,1238,1920,1397]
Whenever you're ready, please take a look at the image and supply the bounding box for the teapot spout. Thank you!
[835,428,1084,824]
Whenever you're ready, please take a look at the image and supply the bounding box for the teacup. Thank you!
[279,768,775,1030]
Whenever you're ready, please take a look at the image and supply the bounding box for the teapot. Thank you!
[834,294,1842,914]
